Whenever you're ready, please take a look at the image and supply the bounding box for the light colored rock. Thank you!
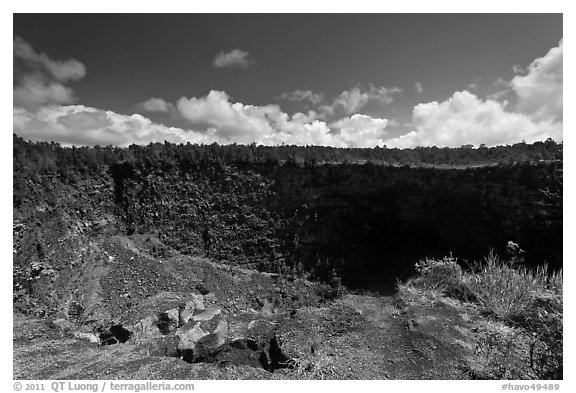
[175,317,228,362]
[176,322,207,351]
[203,292,217,302]
[192,307,221,322]
[191,293,205,311]
[132,316,162,340]
[179,305,195,326]
[213,320,228,347]
[73,332,99,344]
[194,320,228,358]
[164,307,180,327]
[179,294,205,326]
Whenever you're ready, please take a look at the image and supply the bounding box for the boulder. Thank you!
[132,315,163,340]
[176,322,207,353]
[192,307,221,322]
[73,331,100,344]
[179,294,205,326]
[164,307,180,327]
[176,310,228,363]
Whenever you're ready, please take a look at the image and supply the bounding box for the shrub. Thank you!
[410,256,477,302]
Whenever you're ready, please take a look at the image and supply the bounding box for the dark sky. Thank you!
[13,14,563,147]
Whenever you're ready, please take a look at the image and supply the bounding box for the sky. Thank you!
[12,14,563,148]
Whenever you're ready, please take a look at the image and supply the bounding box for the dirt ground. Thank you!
[13,276,536,380]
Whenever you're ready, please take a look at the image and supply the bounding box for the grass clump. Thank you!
[411,255,477,303]
[472,250,542,317]
[408,247,562,320]
[285,349,337,379]
[405,244,562,379]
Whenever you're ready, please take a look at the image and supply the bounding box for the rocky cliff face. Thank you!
[111,160,563,280]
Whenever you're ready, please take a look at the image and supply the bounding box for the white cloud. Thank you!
[415,81,423,94]
[13,39,394,148]
[137,97,176,113]
[12,89,388,148]
[14,36,86,82]
[277,90,324,105]
[319,85,402,118]
[13,36,86,108]
[511,39,562,121]
[177,90,276,143]
[176,90,391,147]
[11,93,392,149]
[212,49,254,69]
[14,75,76,108]
[330,114,389,148]
[13,105,213,147]
[384,41,563,148]
[383,91,561,148]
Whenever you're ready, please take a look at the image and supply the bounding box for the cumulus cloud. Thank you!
[14,76,76,108]
[329,114,389,148]
[175,90,391,147]
[13,39,393,148]
[137,97,176,113]
[319,85,402,118]
[177,90,275,143]
[13,92,392,148]
[14,36,86,109]
[511,39,562,121]
[212,49,254,69]
[383,91,561,148]
[13,105,215,147]
[383,41,563,148]
[277,89,325,105]
[415,81,423,94]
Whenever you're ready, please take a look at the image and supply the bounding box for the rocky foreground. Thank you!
[14,233,540,379]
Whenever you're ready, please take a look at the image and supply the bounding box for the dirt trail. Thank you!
[274,292,481,379]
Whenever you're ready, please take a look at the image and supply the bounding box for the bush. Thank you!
[410,256,477,302]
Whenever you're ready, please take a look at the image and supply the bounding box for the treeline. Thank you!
[13,134,562,180]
